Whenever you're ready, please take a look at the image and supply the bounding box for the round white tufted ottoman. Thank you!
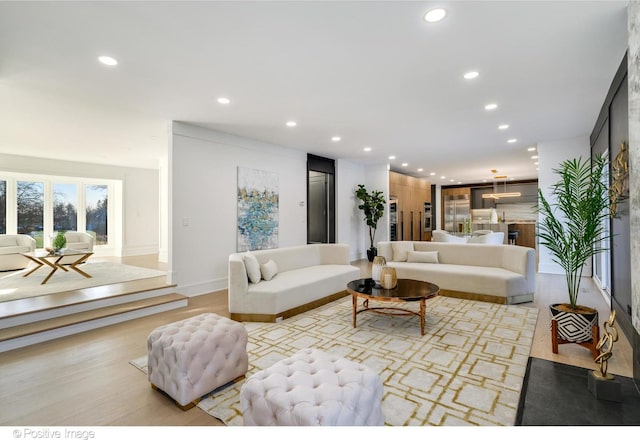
[240,348,384,425]
[147,313,248,410]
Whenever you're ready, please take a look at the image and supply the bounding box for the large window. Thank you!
[0,173,117,250]
[54,183,78,232]
[86,185,108,245]
[17,181,44,248]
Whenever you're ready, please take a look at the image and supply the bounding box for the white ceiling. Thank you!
[0,1,629,184]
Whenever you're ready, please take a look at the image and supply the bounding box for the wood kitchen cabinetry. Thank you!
[389,171,431,241]
[507,223,537,249]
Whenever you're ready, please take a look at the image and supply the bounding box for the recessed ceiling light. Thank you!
[510,177,515,181]
[429,172,436,176]
[388,155,396,160]
[536,167,539,171]
[449,179,455,182]
[401,162,408,167]
[463,71,479,80]
[331,136,341,142]
[217,97,231,104]
[528,147,537,151]
[484,103,498,111]
[498,124,509,130]
[457,181,462,184]
[534,162,539,165]
[417,168,424,172]
[424,8,446,23]
[483,179,488,183]
[440,176,446,179]
[531,155,539,159]
[363,147,372,152]
[98,56,118,66]
[507,138,517,143]
[286,121,297,127]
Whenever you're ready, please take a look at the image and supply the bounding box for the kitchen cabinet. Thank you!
[389,171,431,241]
[507,223,537,249]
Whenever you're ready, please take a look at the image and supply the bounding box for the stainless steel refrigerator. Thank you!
[443,194,470,232]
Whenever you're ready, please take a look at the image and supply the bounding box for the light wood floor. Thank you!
[0,256,633,426]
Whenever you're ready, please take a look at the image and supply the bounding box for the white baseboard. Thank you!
[121,245,160,257]
[177,277,227,297]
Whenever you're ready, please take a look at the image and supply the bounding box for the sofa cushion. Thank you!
[406,250,439,264]
[244,252,262,284]
[391,242,414,262]
[260,259,278,281]
[388,262,527,297]
[0,245,30,256]
[246,265,360,315]
[0,236,17,247]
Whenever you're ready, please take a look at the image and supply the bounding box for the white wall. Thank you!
[170,122,308,295]
[365,163,390,247]
[0,153,159,257]
[336,159,366,261]
[537,136,590,274]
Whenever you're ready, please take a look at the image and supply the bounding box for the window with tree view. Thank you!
[17,181,44,248]
[53,183,78,232]
[86,184,108,245]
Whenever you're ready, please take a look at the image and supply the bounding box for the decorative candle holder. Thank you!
[379,266,398,289]
[371,256,387,286]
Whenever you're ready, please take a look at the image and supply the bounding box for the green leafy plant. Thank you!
[537,155,611,309]
[52,230,67,251]
[355,184,385,250]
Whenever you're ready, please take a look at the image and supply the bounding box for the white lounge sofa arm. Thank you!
[318,243,351,265]
[228,254,249,312]
[15,234,36,251]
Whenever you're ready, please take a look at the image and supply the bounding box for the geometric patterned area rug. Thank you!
[131,295,538,426]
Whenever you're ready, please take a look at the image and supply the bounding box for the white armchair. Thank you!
[0,234,37,271]
[431,230,468,243]
[50,231,94,252]
[467,232,505,244]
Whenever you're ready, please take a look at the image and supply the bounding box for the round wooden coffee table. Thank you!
[347,278,439,336]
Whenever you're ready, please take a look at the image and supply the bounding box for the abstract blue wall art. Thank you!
[237,167,279,251]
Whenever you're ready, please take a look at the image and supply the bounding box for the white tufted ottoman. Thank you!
[147,313,248,410]
[240,348,384,425]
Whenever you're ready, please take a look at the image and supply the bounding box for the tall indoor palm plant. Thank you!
[537,154,611,353]
[537,155,610,309]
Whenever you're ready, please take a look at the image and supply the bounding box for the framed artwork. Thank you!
[237,167,279,251]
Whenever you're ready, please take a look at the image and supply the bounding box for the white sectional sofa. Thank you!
[0,234,36,271]
[228,244,361,322]
[377,241,535,305]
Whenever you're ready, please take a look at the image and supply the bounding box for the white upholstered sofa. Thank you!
[377,241,535,305]
[228,244,361,322]
[0,234,36,271]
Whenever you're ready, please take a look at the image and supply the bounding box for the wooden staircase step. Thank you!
[0,293,188,342]
[0,276,175,319]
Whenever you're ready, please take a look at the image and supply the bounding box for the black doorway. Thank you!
[307,154,335,243]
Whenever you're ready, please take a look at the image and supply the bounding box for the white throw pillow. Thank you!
[243,252,262,284]
[406,250,439,264]
[391,242,414,262]
[260,259,278,281]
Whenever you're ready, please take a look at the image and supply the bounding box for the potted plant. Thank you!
[537,155,611,357]
[355,184,386,262]
[52,230,67,253]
